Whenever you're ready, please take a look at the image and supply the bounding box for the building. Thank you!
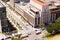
[30,0,51,26]
[40,0,60,22]
[0,2,7,33]
[29,0,60,24]
[48,1,60,22]
[10,0,60,27]
[10,0,30,8]
[10,0,51,27]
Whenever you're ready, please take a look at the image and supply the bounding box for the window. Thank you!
[30,9,35,13]
[38,17,40,24]
[35,18,37,25]
[36,12,39,14]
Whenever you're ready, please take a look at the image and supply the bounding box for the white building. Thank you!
[30,0,51,24]
[10,0,60,27]
[10,0,51,27]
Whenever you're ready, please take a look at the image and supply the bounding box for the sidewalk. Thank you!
[0,33,6,40]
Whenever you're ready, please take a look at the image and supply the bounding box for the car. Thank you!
[34,29,41,35]
[21,34,28,39]
[12,33,22,37]
[36,31,41,35]
[6,36,11,39]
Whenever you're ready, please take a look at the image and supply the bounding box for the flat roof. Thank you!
[0,2,4,8]
[49,6,57,9]
[31,6,39,12]
[32,0,46,6]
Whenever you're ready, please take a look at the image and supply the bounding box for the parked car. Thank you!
[21,34,28,39]
[6,36,11,39]
[34,29,41,35]
[36,31,41,35]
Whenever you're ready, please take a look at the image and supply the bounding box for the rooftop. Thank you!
[30,5,39,12]
[49,5,57,9]
[32,0,46,6]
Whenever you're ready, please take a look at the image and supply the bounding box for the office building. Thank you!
[0,2,7,33]
[10,0,60,27]
[10,0,51,27]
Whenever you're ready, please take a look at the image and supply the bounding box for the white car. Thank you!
[36,30,41,35]
[12,33,22,37]
[34,29,42,35]
[21,34,28,39]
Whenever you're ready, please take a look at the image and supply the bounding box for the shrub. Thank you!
[13,30,18,33]
[3,32,9,35]
[55,17,60,23]
[39,23,45,28]
[11,37,22,40]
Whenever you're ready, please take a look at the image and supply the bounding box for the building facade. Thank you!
[0,2,7,33]
[10,0,51,27]
[10,0,60,27]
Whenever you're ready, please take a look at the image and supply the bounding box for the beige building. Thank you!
[9,0,60,27]
[10,0,51,27]
[44,0,60,22]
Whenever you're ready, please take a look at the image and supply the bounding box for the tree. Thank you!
[39,23,45,28]
[13,30,18,33]
[18,34,21,38]
[46,23,60,33]
[55,17,60,23]
[11,37,14,40]
[2,0,7,2]
[11,37,22,40]
[47,22,52,25]
[11,34,22,40]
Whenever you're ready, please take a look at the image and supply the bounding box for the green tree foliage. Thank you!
[56,17,60,23]
[2,0,7,2]
[11,37,22,40]
[46,17,60,33]
[46,23,60,33]
[11,34,22,40]
[3,32,9,35]
[11,37,14,40]
[39,23,45,28]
